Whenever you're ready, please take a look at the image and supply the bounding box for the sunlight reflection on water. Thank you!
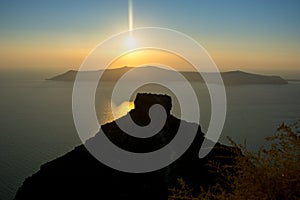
[111,101,135,120]
[97,100,135,125]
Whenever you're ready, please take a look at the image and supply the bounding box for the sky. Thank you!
[0,0,300,78]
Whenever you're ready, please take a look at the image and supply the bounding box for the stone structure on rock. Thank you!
[15,93,239,200]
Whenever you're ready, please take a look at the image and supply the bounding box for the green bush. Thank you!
[169,120,300,200]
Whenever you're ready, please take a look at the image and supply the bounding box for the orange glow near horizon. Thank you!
[108,49,194,71]
[0,47,90,70]
[1,45,299,77]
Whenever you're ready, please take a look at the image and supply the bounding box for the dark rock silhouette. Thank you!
[15,93,239,200]
[47,66,288,85]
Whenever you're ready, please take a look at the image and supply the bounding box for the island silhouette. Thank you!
[47,66,288,85]
[15,93,240,200]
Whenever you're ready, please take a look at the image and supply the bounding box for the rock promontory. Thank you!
[15,93,239,200]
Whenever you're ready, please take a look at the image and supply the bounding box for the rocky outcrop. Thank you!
[15,93,239,200]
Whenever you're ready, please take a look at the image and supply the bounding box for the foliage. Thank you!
[169,120,300,200]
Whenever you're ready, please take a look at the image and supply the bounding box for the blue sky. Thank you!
[1,0,299,38]
[0,0,299,77]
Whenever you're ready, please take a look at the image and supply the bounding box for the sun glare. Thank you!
[126,0,135,49]
[128,0,133,32]
[126,35,136,49]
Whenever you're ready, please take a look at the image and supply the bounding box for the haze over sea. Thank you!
[0,70,299,200]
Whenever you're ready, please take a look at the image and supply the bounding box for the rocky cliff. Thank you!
[15,93,239,200]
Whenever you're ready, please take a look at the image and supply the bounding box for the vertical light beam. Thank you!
[129,0,133,32]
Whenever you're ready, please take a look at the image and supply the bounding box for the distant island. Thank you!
[47,66,288,85]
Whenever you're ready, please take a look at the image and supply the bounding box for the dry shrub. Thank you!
[169,120,300,200]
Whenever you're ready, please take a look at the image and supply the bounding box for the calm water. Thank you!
[0,80,300,200]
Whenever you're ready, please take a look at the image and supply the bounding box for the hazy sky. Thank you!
[0,0,299,77]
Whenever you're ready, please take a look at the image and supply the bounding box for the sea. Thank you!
[0,79,299,200]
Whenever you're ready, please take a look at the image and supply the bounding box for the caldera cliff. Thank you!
[15,93,239,200]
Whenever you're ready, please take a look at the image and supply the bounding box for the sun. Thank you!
[125,35,136,49]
